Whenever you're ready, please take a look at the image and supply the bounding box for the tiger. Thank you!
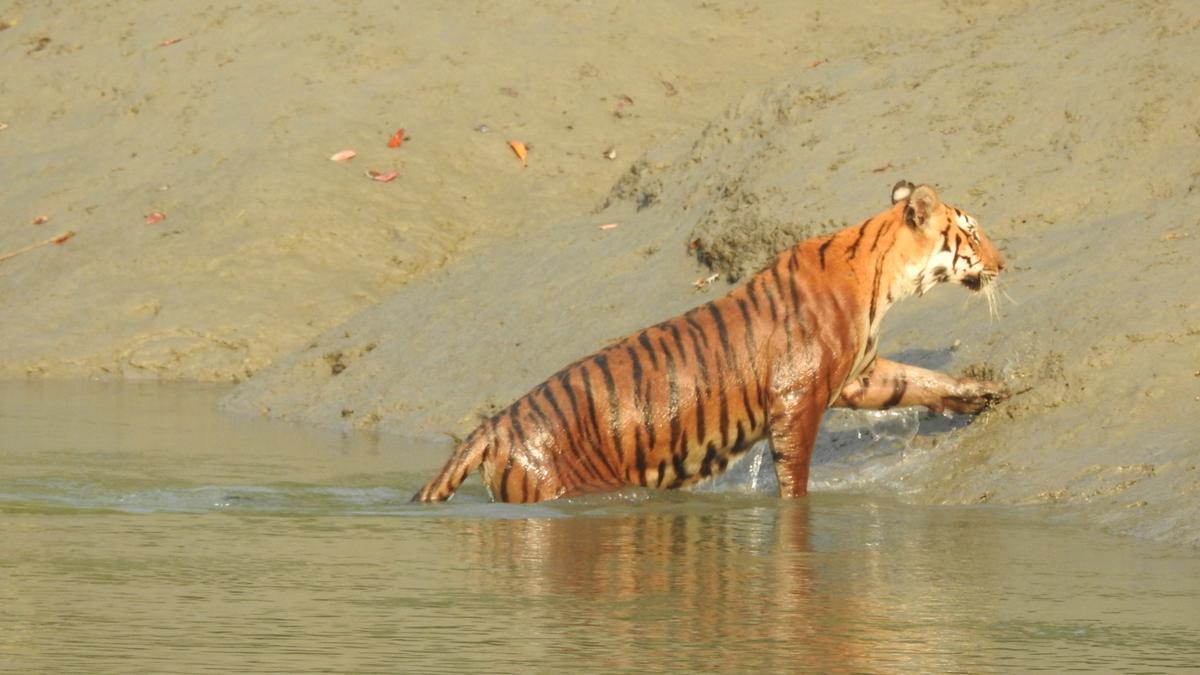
[413,181,1010,503]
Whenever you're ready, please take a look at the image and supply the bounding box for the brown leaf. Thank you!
[508,140,528,167]
[366,170,398,182]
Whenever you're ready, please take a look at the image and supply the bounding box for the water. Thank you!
[2,383,1199,673]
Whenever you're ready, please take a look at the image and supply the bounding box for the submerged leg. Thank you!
[834,358,1009,414]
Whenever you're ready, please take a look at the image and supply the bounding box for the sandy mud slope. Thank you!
[3,0,875,378]
[2,2,1197,545]
[222,2,1200,546]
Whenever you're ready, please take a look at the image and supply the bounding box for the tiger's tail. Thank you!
[411,429,489,503]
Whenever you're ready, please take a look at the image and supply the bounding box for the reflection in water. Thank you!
[3,383,1200,672]
[455,502,868,671]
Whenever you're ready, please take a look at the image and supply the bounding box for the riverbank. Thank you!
[2,1,1197,546]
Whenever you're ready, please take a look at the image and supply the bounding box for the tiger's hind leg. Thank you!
[834,357,1009,415]
[484,443,571,504]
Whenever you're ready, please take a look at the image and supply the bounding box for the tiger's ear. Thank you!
[904,184,940,230]
[891,180,915,204]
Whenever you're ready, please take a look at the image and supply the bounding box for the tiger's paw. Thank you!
[939,378,1011,415]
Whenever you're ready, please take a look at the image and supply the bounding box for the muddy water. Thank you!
[2,383,1198,673]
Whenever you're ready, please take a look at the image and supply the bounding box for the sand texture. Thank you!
[3,2,1198,545]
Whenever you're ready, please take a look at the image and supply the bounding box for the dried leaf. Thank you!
[160,37,184,47]
[145,211,166,225]
[508,140,528,167]
[366,170,398,183]
[330,149,357,162]
[0,231,76,264]
[387,128,406,148]
[32,215,49,225]
[598,223,618,230]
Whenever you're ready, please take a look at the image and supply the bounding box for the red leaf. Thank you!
[366,170,398,183]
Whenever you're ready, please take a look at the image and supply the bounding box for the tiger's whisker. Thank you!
[1001,286,1019,306]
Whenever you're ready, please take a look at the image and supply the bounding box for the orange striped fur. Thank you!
[413,182,1009,503]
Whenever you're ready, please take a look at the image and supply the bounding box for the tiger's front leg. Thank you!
[767,390,826,498]
[834,357,1009,415]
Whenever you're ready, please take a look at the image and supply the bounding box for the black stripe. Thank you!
[699,443,719,478]
[731,421,748,455]
[497,420,518,502]
[818,236,834,268]
[736,297,757,353]
[593,355,626,481]
[746,277,762,313]
[628,345,657,456]
[869,236,900,326]
[669,323,689,366]
[883,377,907,408]
[578,365,621,480]
[624,346,650,486]
[633,425,648,486]
[768,265,786,319]
[763,276,780,323]
[735,297,761,430]
[684,320,713,398]
[701,305,733,448]
[671,430,691,487]
[716,370,730,449]
[705,302,737,371]
[656,459,667,487]
[637,331,660,371]
[544,379,605,484]
[483,417,501,466]
[508,399,528,447]
[556,372,598,453]
[870,218,894,252]
[626,346,644,399]
[786,272,803,317]
[681,322,711,461]
[845,218,870,259]
[520,471,532,503]
[528,388,585,488]
[685,314,710,350]
[660,337,682,463]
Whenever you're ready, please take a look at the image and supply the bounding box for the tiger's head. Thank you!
[890,180,1005,309]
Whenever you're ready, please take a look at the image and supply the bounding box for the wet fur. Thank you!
[414,181,1010,503]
